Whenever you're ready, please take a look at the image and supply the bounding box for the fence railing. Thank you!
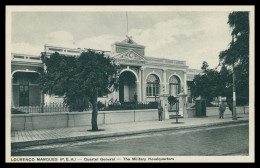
[12,101,159,114]
[100,101,158,111]
[12,102,70,114]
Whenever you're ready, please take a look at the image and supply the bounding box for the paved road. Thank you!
[12,123,249,156]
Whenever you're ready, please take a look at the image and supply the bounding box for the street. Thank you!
[12,123,249,156]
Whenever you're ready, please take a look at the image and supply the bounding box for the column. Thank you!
[138,68,142,102]
[184,71,187,94]
[11,76,14,108]
[183,71,188,102]
[162,69,167,93]
[136,81,140,102]
[141,67,146,103]
[159,94,169,120]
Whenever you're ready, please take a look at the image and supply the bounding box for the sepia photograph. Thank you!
[5,5,255,163]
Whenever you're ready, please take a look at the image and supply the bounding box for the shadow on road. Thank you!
[171,122,185,124]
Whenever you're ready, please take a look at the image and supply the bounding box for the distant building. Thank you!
[11,37,201,115]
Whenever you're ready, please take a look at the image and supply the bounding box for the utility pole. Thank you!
[232,63,237,120]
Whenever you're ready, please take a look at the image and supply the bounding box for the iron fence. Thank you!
[12,101,159,114]
[12,102,70,114]
[100,101,158,111]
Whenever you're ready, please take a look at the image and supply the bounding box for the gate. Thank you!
[168,98,180,121]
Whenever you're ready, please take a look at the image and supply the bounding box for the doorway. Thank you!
[19,84,29,106]
[119,71,137,103]
[169,75,181,112]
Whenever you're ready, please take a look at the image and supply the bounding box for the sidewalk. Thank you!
[11,113,249,149]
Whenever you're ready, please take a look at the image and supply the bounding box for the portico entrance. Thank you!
[119,71,137,103]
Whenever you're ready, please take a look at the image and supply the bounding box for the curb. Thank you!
[11,119,249,149]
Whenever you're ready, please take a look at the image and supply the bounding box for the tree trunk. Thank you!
[91,91,99,131]
[226,96,233,115]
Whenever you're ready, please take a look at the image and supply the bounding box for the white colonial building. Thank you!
[11,37,201,116]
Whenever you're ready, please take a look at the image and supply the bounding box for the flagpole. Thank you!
[126,12,128,36]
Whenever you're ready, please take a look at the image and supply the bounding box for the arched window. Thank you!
[146,74,160,97]
[169,75,180,96]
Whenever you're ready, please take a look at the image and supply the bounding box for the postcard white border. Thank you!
[6,5,255,163]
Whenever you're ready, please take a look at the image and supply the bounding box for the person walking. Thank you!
[158,103,163,121]
[219,101,226,119]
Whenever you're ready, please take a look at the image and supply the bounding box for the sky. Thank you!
[11,11,232,69]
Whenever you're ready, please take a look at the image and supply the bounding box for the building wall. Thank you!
[11,43,194,107]
[11,65,187,106]
[144,68,163,82]
[11,109,158,131]
[166,70,184,85]
[142,68,185,102]
[186,106,249,118]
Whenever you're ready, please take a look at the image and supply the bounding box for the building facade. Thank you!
[11,37,201,115]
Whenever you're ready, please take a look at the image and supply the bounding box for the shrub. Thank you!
[100,101,158,111]
[97,101,106,110]
[11,108,26,114]
[168,96,178,106]
[65,96,90,112]
[148,101,159,109]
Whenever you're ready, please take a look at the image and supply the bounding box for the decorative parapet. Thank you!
[11,53,43,67]
[44,45,111,57]
[12,53,42,63]
[144,57,188,70]
[146,57,186,66]
[12,44,193,72]
[44,45,83,56]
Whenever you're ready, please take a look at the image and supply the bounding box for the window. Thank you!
[49,48,63,52]
[29,57,41,60]
[169,75,180,96]
[67,50,80,53]
[187,85,191,96]
[146,74,160,97]
[13,55,25,59]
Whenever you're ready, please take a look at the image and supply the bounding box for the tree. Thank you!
[201,61,209,72]
[168,96,178,106]
[189,12,249,115]
[219,12,249,66]
[191,62,222,102]
[38,50,120,131]
[219,12,249,110]
[192,12,249,113]
[191,62,234,109]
